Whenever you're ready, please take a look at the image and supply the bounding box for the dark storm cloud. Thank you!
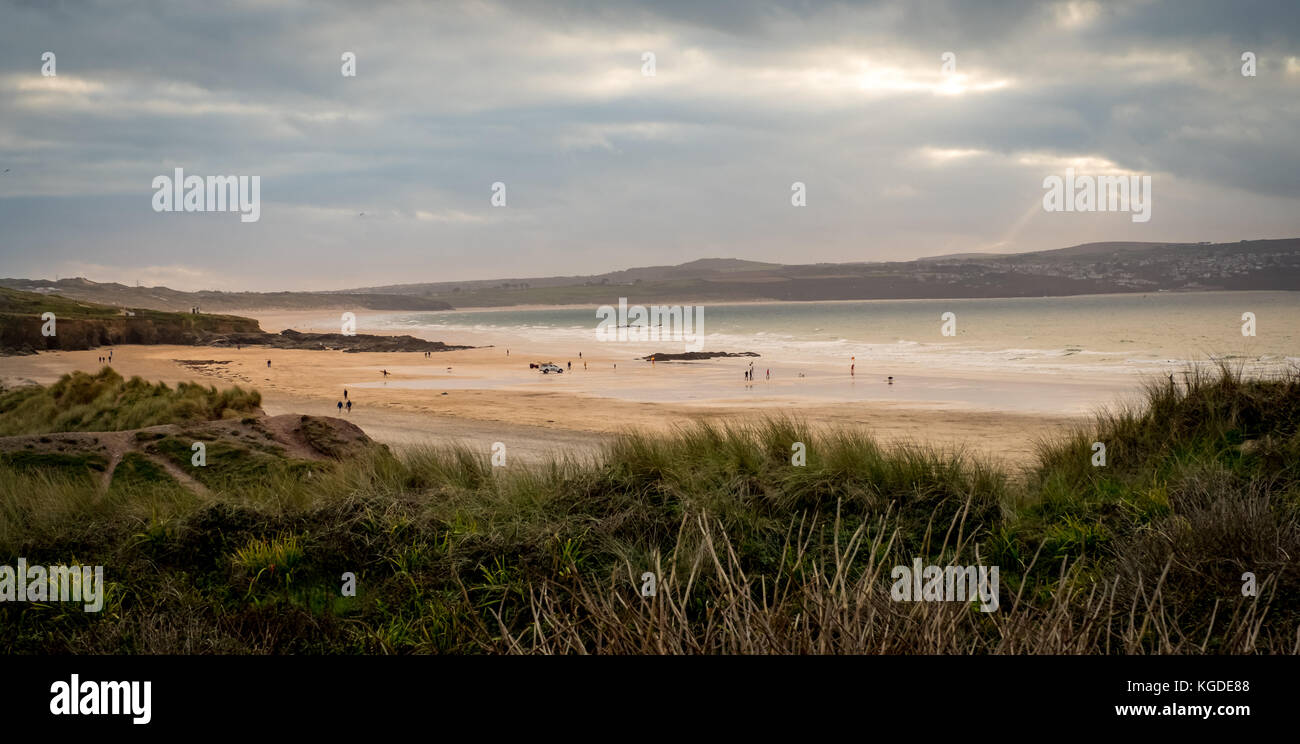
[0,0,1296,289]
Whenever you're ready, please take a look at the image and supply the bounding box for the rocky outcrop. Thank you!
[207,329,474,352]
[0,313,262,354]
[0,287,471,354]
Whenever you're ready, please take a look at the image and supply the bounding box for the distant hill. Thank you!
[338,238,1300,306]
[0,278,455,314]
[921,241,1171,262]
[5,239,1297,311]
[344,257,785,297]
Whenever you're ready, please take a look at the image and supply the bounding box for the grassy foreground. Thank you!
[0,368,262,436]
[1,366,1298,654]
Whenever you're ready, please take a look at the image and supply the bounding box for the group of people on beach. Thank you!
[97,350,113,364]
[736,358,894,385]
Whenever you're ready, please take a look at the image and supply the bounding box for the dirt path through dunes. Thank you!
[259,392,608,465]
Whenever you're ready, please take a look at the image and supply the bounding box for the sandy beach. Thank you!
[0,306,1142,467]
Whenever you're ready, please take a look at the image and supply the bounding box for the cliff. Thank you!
[1,288,261,354]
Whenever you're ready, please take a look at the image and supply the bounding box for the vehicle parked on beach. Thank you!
[538,363,564,374]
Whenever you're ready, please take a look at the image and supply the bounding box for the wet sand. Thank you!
[0,317,1113,468]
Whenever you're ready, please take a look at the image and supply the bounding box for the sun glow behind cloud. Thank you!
[0,0,1296,288]
[854,62,1012,97]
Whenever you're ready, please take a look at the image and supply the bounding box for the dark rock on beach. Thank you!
[208,329,473,353]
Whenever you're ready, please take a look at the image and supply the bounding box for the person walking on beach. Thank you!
[267,360,271,368]
[583,361,587,371]
[851,363,855,377]
[766,369,770,381]
[337,401,343,413]
[344,389,348,400]
[346,400,352,413]
[382,369,389,377]
[567,361,572,371]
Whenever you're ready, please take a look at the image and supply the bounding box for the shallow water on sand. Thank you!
[313,291,1297,415]
[357,291,1299,375]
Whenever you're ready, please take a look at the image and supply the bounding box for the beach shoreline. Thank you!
[14,294,1289,466]
[0,335,1102,467]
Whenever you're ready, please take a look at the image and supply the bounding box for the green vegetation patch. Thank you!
[0,368,261,436]
[0,365,1297,654]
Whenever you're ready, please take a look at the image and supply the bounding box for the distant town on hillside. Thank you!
[4,238,1297,312]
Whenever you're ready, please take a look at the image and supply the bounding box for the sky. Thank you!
[0,0,1298,291]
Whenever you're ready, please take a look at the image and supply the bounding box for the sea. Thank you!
[330,291,1299,413]
[358,291,1299,377]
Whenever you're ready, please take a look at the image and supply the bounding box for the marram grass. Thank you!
[0,364,1297,654]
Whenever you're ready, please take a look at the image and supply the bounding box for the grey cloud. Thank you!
[0,0,1297,289]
